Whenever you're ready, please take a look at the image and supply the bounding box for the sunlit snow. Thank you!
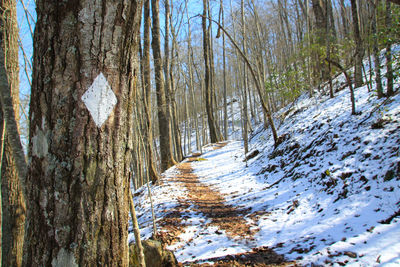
[132,47,400,266]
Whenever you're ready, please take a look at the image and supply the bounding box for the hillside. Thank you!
[132,56,400,265]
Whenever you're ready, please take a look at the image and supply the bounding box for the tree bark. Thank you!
[24,1,143,265]
[311,0,329,83]
[0,1,26,266]
[0,119,4,267]
[385,1,394,97]
[163,0,177,161]
[202,0,221,144]
[371,0,383,98]
[339,0,350,37]
[241,0,249,155]
[222,0,228,140]
[152,0,176,171]
[128,189,145,267]
[169,9,184,162]
[185,0,201,152]
[142,0,159,183]
[350,0,364,87]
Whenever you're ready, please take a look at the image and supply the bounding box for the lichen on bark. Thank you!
[24,0,144,266]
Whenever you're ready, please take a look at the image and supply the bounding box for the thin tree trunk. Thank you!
[0,1,25,265]
[163,0,178,161]
[241,0,249,155]
[340,0,350,37]
[128,189,146,267]
[385,1,394,97]
[0,2,27,194]
[371,0,383,98]
[350,0,364,88]
[204,15,279,145]
[185,0,201,151]
[306,0,313,94]
[152,0,176,171]
[142,0,159,183]
[249,0,270,127]
[326,58,356,115]
[0,119,5,267]
[327,0,334,98]
[222,0,228,140]
[169,11,184,162]
[202,0,221,144]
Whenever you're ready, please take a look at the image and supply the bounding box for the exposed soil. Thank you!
[183,247,298,267]
[157,142,293,266]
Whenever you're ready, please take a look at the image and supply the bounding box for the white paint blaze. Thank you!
[81,73,117,127]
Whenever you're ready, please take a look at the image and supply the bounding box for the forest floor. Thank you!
[156,142,294,266]
[133,51,400,266]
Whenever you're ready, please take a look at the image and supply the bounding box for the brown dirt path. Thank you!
[158,142,258,245]
[156,142,295,266]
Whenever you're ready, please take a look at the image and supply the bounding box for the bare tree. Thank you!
[350,0,364,88]
[185,0,201,152]
[311,0,329,83]
[141,0,159,183]
[202,0,222,143]
[221,0,228,140]
[241,0,249,155]
[152,0,177,171]
[370,0,383,98]
[385,0,394,97]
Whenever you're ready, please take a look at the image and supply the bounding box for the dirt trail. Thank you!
[158,142,258,244]
[157,142,294,266]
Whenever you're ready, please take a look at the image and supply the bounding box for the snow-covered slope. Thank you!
[133,52,400,266]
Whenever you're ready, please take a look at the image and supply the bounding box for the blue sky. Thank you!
[17,0,36,97]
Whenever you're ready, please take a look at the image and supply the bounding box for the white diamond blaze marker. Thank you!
[81,73,117,127]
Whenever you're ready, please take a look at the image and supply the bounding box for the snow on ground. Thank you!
[131,165,187,239]
[133,49,400,265]
[190,86,400,265]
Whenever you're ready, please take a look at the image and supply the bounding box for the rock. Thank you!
[274,134,290,148]
[129,239,178,267]
[243,149,260,162]
[344,251,357,258]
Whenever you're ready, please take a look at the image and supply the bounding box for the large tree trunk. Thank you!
[202,0,221,144]
[152,0,176,171]
[350,0,364,88]
[0,1,25,266]
[24,1,143,265]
